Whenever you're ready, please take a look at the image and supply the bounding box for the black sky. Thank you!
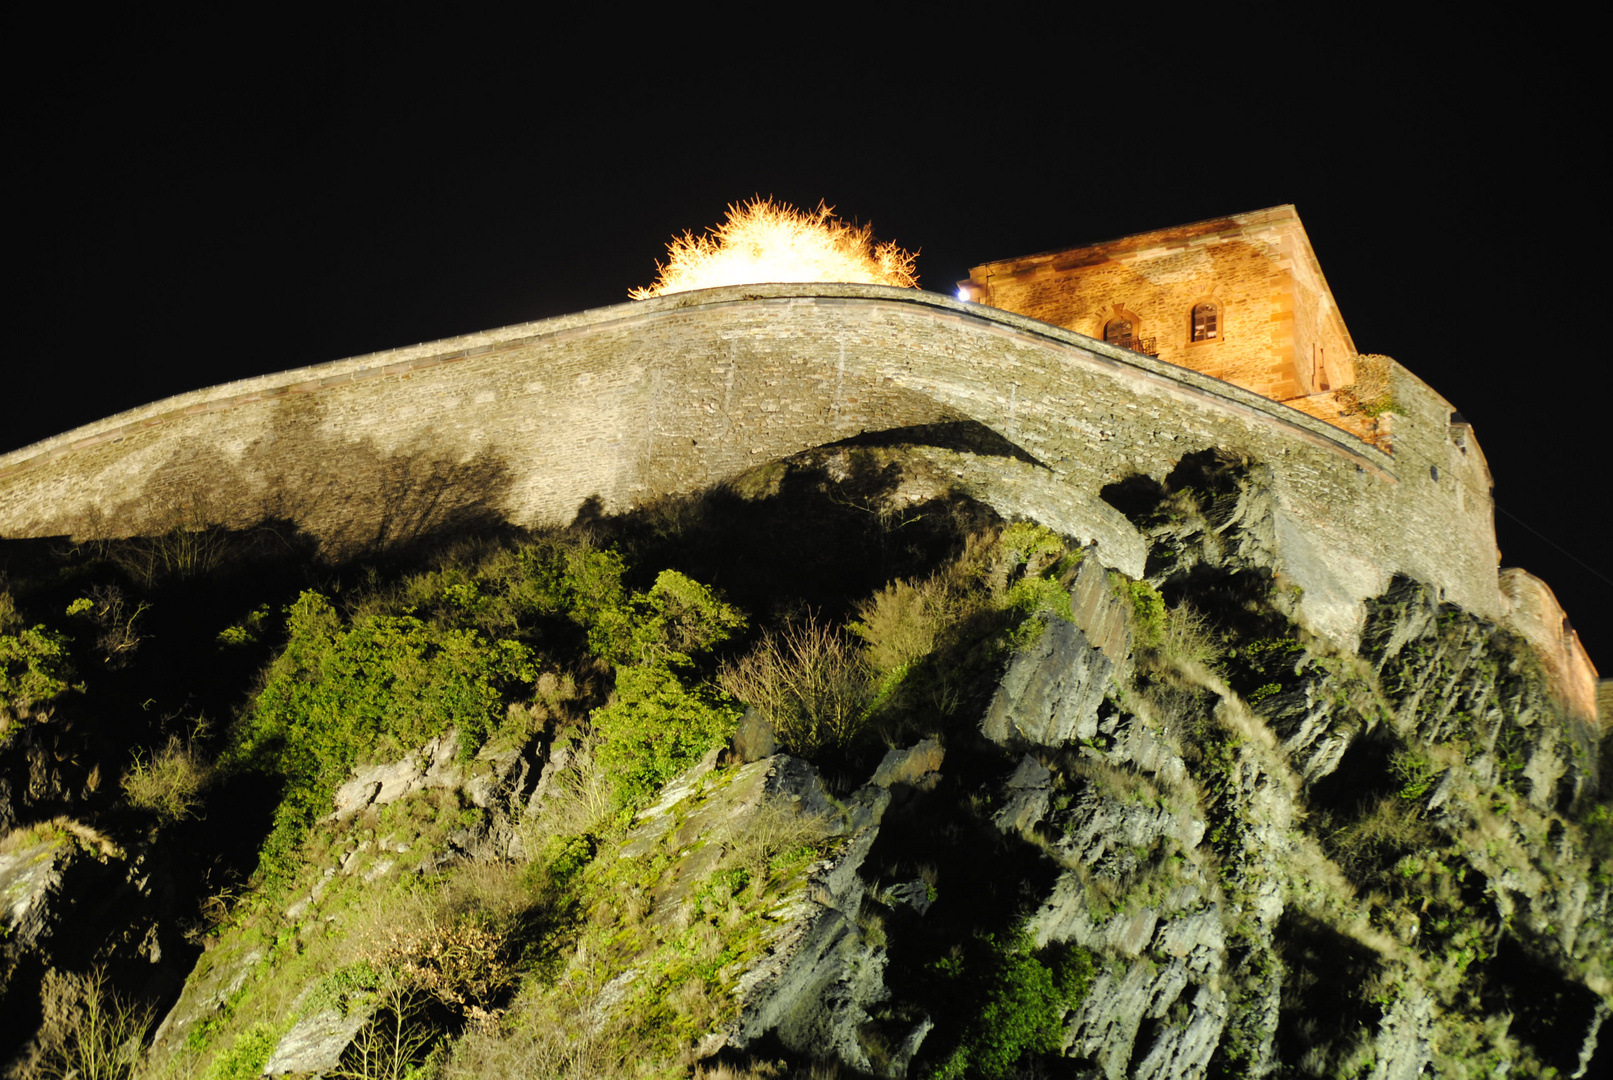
[7,16,1608,666]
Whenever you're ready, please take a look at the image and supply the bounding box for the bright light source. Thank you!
[630,197,919,299]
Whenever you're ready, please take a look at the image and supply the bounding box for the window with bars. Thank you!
[1104,318,1135,348]
[1191,303,1219,342]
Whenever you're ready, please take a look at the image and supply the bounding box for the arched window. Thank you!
[1104,317,1135,348]
[1191,302,1219,342]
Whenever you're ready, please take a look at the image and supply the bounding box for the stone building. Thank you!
[958,205,1360,427]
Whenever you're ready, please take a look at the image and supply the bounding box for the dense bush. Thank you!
[926,933,1094,1079]
[850,574,959,676]
[226,590,538,889]
[223,538,747,888]
[1119,576,1167,651]
[121,732,214,823]
[0,593,77,722]
[592,663,743,807]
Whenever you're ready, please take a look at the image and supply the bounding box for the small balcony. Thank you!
[1108,335,1158,358]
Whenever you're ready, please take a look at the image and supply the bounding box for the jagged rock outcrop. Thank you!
[634,742,945,1076]
[1,821,178,1060]
[151,728,545,1065]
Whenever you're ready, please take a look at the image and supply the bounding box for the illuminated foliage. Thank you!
[629,197,918,298]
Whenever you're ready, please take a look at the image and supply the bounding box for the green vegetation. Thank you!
[1118,576,1166,651]
[925,934,1094,1079]
[1390,749,1439,801]
[0,596,77,720]
[719,618,871,757]
[224,590,538,894]
[121,731,214,824]
[4,448,1605,1080]
[201,1022,280,1080]
[594,662,742,805]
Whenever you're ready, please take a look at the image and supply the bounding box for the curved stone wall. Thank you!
[0,283,1502,647]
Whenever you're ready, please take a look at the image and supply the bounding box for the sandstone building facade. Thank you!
[959,206,1353,408]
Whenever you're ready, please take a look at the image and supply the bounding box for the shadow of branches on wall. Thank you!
[81,396,515,563]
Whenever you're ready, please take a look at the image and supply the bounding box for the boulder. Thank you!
[869,738,944,790]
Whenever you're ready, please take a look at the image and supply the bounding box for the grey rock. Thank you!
[732,707,777,763]
[992,754,1053,834]
[883,880,934,916]
[329,730,462,821]
[150,946,264,1056]
[360,858,394,883]
[766,754,843,826]
[263,1006,371,1076]
[1052,785,1188,869]
[1066,550,1133,670]
[888,1015,934,1079]
[1129,984,1228,1080]
[0,833,73,959]
[526,740,575,817]
[1064,960,1159,1077]
[733,906,886,1073]
[464,745,527,809]
[1573,999,1611,1080]
[1368,984,1434,1080]
[869,738,944,790]
[841,784,892,834]
[982,615,1112,748]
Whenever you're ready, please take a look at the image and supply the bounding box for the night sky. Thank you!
[8,17,1608,667]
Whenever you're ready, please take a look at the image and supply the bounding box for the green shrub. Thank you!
[0,617,76,717]
[226,590,537,890]
[622,569,747,669]
[592,664,743,807]
[851,574,963,676]
[997,522,1065,574]
[927,934,1094,1079]
[122,734,213,823]
[1325,795,1433,881]
[1391,749,1439,801]
[1004,576,1074,623]
[204,1022,281,1080]
[1158,602,1221,669]
[217,604,272,647]
[1248,682,1283,707]
[1120,577,1167,651]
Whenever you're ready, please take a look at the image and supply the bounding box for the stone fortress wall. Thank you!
[0,281,1595,725]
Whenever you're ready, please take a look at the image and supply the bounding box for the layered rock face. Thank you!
[2,445,1606,1079]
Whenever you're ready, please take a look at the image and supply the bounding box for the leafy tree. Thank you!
[581,569,746,806]
[592,664,743,809]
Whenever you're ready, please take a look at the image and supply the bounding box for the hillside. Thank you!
[2,439,1608,1078]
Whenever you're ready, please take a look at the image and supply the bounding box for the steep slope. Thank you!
[1,443,1607,1079]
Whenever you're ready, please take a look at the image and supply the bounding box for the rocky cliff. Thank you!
[1,442,1606,1078]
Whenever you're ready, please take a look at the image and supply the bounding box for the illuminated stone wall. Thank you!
[0,283,1504,652]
